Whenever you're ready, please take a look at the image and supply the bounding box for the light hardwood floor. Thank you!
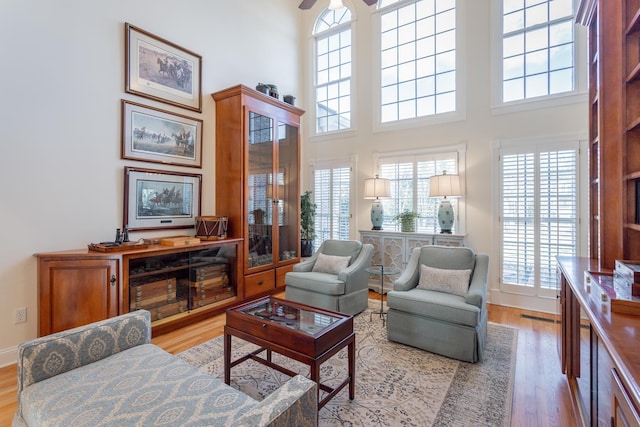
[0,292,576,426]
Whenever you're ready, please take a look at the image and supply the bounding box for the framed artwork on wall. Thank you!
[125,23,202,112]
[124,167,202,231]
[121,100,203,168]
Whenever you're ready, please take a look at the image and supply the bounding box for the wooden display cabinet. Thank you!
[36,239,242,336]
[577,0,640,269]
[212,85,304,298]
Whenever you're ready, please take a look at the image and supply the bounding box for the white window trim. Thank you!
[371,0,467,133]
[489,0,588,114]
[373,143,467,235]
[492,133,588,303]
[307,2,359,141]
[309,154,357,239]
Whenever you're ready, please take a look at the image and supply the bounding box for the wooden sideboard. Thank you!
[557,256,640,426]
[35,239,249,336]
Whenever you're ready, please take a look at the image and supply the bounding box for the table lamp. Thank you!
[429,172,462,234]
[364,175,390,230]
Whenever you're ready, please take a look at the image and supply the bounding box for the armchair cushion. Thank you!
[312,253,351,275]
[387,289,481,327]
[284,272,345,295]
[417,264,472,297]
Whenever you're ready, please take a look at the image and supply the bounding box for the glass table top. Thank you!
[366,265,401,276]
[240,298,341,336]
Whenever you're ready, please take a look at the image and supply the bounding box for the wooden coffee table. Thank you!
[224,296,355,409]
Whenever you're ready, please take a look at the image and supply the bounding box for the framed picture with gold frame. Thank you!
[125,23,202,112]
[121,100,203,168]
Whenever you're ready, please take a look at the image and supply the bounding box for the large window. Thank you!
[312,161,352,251]
[501,0,575,102]
[499,142,578,296]
[377,149,461,232]
[314,8,353,134]
[378,0,457,123]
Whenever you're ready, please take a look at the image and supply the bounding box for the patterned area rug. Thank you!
[177,300,517,426]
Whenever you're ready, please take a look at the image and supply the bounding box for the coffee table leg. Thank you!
[348,337,355,400]
[224,332,231,385]
[310,362,320,403]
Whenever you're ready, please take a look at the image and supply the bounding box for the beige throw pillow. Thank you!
[417,264,472,297]
[312,253,351,275]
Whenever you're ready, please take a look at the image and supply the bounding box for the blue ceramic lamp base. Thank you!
[371,199,384,230]
[438,198,454,234]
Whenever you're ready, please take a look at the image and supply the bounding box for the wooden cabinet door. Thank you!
[612,368,640,427]
[39,257,119,336]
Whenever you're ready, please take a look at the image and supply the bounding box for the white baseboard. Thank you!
[0,345,18,368]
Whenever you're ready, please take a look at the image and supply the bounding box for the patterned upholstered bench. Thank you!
[12,310,317,427]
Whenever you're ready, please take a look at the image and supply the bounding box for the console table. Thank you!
[360,230,465,292]
[557,256,640,426]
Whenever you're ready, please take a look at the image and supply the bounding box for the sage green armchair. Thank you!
[386,245,489,363]
[285,239,373,315]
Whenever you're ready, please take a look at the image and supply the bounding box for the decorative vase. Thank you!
[370,199,384,230]
[301,240,313,257]
[401,217,416,232]
[438,198,454,233]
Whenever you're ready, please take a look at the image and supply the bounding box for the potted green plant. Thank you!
[300,191,317,257]
[394,211,420,232]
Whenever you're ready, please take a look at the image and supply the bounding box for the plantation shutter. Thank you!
[500,145,578,292]
[501,152,536,287]
[313,165,352,250]
[539,149,577,289]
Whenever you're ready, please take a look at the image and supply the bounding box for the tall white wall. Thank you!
[0,0,302,366]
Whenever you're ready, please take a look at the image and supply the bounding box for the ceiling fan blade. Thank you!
[299,0,318,9]
[362,0,378,5]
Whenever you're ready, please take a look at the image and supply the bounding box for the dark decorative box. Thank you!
[195,216,228,240]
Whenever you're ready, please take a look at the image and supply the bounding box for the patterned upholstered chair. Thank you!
[285,239,373,315]
[386,245,489,363]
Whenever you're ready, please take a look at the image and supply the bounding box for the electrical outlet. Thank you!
[15,307,27,324]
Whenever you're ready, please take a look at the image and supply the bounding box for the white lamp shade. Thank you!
[429,173,462,198]
[363,176,390,199]
[328,0,344,10]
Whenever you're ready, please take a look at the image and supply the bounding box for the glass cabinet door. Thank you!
[247,111,274,269]
[277,121,299,263]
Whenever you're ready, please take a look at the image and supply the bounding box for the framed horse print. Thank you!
[121,100,203,168]
[124,167,202,231]
[125,23,202,112]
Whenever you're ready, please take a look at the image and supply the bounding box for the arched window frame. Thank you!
[311,5,356,138]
